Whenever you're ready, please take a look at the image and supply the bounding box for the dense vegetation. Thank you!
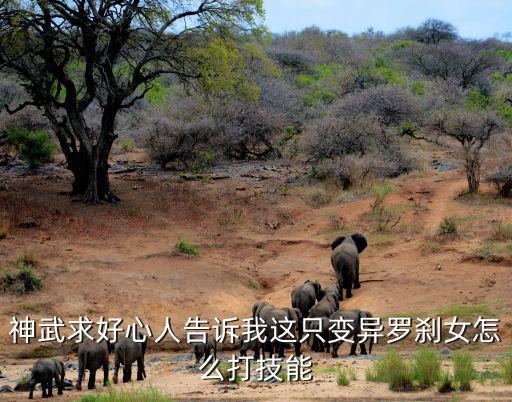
[2,14,512,198]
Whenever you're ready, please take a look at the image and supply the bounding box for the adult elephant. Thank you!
[307,284,341,352]
[257,304,303,358]
[112,336,147,384]
[76,339,112,391]
[331,234,368,299]
[291,280,324,318]
[329,310,374,358]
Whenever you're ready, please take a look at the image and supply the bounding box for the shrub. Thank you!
[336,367,357,386]
[175,239,199,256]
[486,168,512,197]
[6,127,57,168]
[218,362,241,383]
[371,183,400,231]
[119,137,135,153]
[452,350,476,391]
[499,351,512,385]
[366,350,414,391]
[438,217,457,235]
[0,259,42,295]
[412,347,441,389]
[247,277,261,291]
[77,386,172,402]
[490,220,512,241]
[437,370,455,393]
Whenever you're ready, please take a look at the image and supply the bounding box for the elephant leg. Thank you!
[318,338,324,353]
[354,262,361,289]
[345,278,353,299]
[349,341,358,356]
[278,344,285,359]
[76,358,85,390]
[360,341,368,355]
[54,372,63,395]
[136,356,144,381]
[331,342,340,358]
[41,381,48,398]
[28,378,36,399]
[311,337,318,352]
[103,361,109,386]
[112,355,120,384]
[88,369,97,390]
[123,363,132,383]
[47,378,53,397]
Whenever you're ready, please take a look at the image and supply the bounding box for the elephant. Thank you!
[28,358,65,399]
[329,310,374,358]
[239,338,261,359]
[291,280,324,318]
[331,233,368,299]
[257,304,303,358]
[193,337,217,364]
[307,284,341,352]
[76,339,112,391]
[112,336,147,384]
[307,316,331,353]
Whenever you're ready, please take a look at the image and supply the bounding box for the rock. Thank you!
[440,347,452,355]
[220,385,238,391]
[18,221,39,229]
[64,363,78,371]
[0,385,14,393]
[436,264,442,271]
[147,357,162,363]
[62,379,74,390]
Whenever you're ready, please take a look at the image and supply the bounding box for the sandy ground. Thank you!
[1,150,512,400]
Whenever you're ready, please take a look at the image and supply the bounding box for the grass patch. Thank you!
[218,206,246,225]
[452,350,477,391]
[1,257,42,295]
[20,302,47,313]
[412,347,441,389]
[336,367,357,386]
[421,240,442,255]
[366,350,414,391]
[437,370,455,393]
[247,277,261,291]
[438,217,457,235]
[217,362,241,383]
[473,242,512,261]
[435,303,495,320]
[175,239,199,256]
[499,351,512,384]
[119,137,135,153]
[77,386,172,402]
[489,220,512,241]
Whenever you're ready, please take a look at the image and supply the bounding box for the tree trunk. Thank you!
[465,154,481,194]
[83,142,117,204]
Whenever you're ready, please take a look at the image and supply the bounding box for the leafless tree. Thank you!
[0,0,263,202]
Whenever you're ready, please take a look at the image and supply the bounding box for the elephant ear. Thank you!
[312,281,323,301]
[351,233,368,253]
[331,236,346,250]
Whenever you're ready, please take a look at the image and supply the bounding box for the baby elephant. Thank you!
[28,358,65,399]
[193,337,217,364]
[112,336,147,384]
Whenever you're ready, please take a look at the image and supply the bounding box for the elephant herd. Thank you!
[27,335,146,399]
[26,233,369,399]
[238,233,373,360]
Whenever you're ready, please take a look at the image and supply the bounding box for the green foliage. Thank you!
[452,350,477,391]
[247,277,261,291]
[336,367,357,386]
[175,239,199,256]
[365,350,414,391]
[437,370,455,393]
[490,220,512,241]
[218,362,241,383]
[371,183,399,231]
[1,258,42,295]
[304,88,336,106]
[6,127,57,168]
[188,151,216,174]
[412,348,441,389]
[77,386,173,402]
[500,351,512,384]
[438,217,457,235]
[411,81,426,95]
[467,89,492,110]
[119,137,135,153]
[144,78,172,106]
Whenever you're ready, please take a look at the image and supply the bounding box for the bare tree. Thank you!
[411,19,458,44]
[407,42,499,89]
[0,0,263,202]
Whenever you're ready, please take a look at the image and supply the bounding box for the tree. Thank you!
[0,0,264,202]
[411,19,457,44]
[407,42,498,89]
[406,109,503,194]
